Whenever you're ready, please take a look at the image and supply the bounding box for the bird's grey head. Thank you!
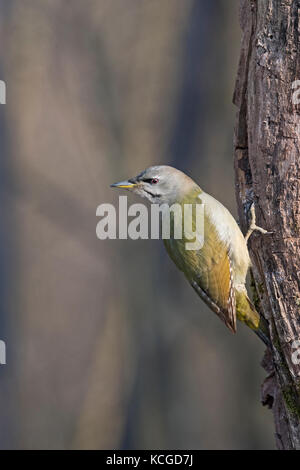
[111,165,199,205]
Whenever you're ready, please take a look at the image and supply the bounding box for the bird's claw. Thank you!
[245,203,273,244]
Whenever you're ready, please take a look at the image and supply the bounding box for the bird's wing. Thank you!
[190,246,236,333]
[164,214,236,333]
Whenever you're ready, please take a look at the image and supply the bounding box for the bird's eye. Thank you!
[143,177,159,185]
[151,178,159,185]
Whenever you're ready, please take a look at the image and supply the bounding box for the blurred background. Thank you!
[0,0,275,449]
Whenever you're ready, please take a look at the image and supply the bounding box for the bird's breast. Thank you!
[163,191,250,287]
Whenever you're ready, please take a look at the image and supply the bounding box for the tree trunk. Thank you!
[233,0,300,449]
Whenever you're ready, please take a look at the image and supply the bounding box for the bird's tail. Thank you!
[235,289,270,347]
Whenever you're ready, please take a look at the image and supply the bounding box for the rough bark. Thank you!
[234,0,300,449]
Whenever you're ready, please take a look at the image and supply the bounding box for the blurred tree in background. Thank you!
[0,0,274,449]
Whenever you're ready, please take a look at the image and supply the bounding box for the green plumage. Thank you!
[163,189,266,339]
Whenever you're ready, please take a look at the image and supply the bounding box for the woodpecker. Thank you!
[111,165,270,345]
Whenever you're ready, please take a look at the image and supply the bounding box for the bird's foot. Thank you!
[245,203,273,244]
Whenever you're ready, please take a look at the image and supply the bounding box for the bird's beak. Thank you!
[110,179,136,189]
